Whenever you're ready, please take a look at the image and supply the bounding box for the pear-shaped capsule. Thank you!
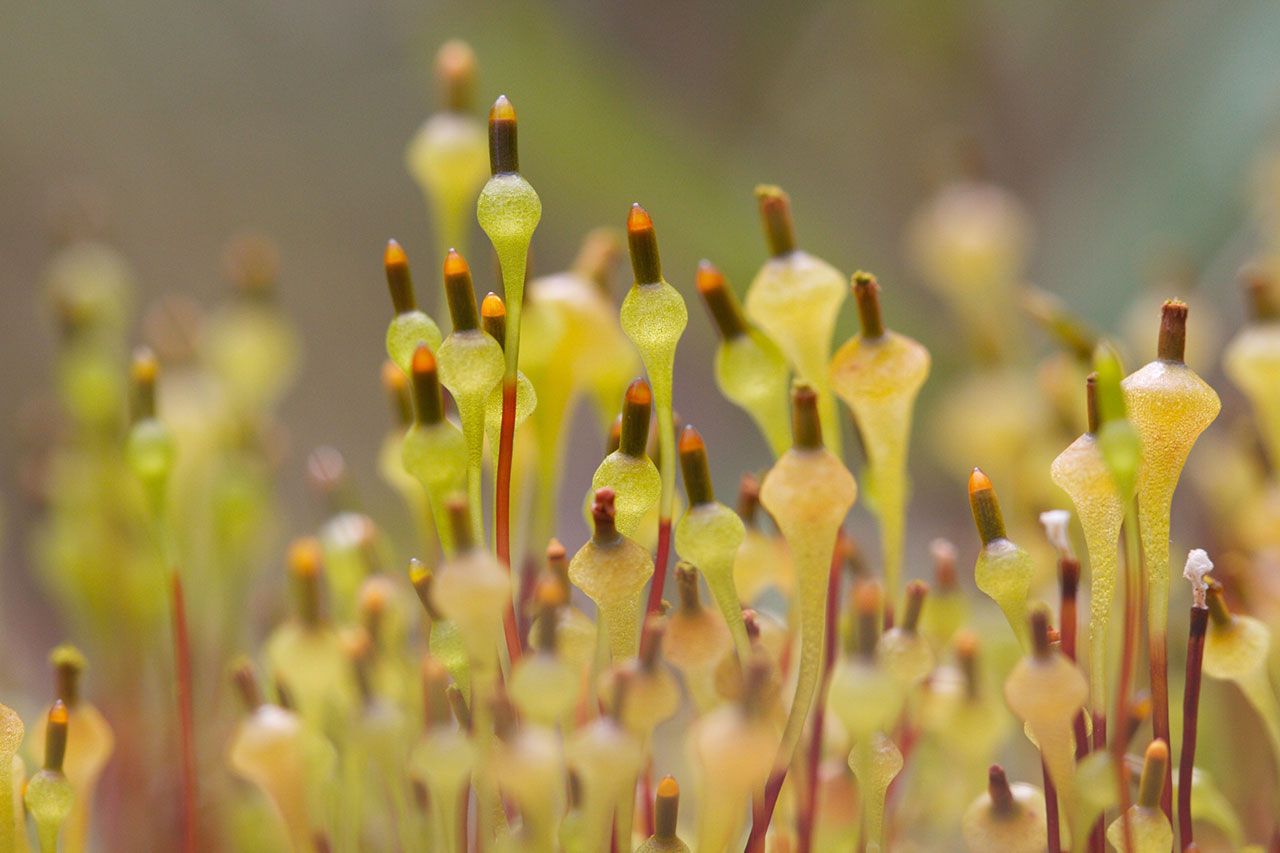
[664,563,734,711]
[829,273,930,605]
[635,777,691,853]
[745,186,846,453]
[383,240,443,375]
[731,474,793,604]
[961,765,1046,853]
[431,499,511,672]
[673,426,750,661]
[405,40,489,280]
[1223,265,1280,473]
[591,379,661,537]
[25,702,74,853]
[400,345,467,555]
[619,204,688,531]
[968,469,1033,649]
[410,657,472,853]
[1002,609,1087,811]
[1106,740,1174,853]
[696,261,790,457]
[568,489,654,661]
[509,578,580,728]
[1050,375,1123,717]
[0,701,23,853]
[436,250,505,534]
[760,384,856,765]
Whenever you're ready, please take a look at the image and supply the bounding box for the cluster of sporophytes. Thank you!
[7,38,1280,853]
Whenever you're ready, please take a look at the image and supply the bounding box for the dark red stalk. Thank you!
[495,376,522,665]
[1113,521,1142,853]
[516,553,538,642]
[1059,556,1090,762]
[172,574,197,853]
[1178,606,1208,850]
[640,765,655,837]
[797,543,843,853]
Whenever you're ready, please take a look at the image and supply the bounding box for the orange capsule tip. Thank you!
[490,94,516,122]
[382,359,407,388]
[855,581,882,613]
[695,260,725,293]
[443,248,469,279]
[481,292,505,318]
[287,538,323,576]
[412,344,437,373]
[1146,739,1169,762]
[657,776,679,798]
[546,538,566,559]
[627,203,653,234]
[49,700,69,726]
[385,239,408,267]
[625,378,653,405]
[968,468,993,495]
[678,425,705,454]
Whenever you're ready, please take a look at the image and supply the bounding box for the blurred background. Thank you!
[3,0,1280,847]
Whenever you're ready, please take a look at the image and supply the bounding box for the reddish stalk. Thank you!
[495,376,522,664]
[1150,634,1173,822]
[797,542,844,853]
[171,573,197,853]
[640,764,655,837]
[1057,554,1090,762]
[1113,519,1142,853]
[1178,605,1208,850]
[1043,761,1061,853]
[641,519,673,649]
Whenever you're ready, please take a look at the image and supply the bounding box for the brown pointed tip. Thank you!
[489,94,516,123]
[1158,298,1189,361]
[678,425,705,455]
[287,537,323,577]
[592,488,616,512]
[408,557,429,585]
[412,344,437,375]
[49,699,68,727]
[955,629,978,657]
[443,248,469,280]
[968,468,992,496]
[695,260,725,294]
[657,776,679,798]
[625,377,653,407]
[852,270,877,289]
[378,361,404,394]
[481,292,505,318]
[988,765,1015,812]
[546,538,566,561]
[435,40,476,110]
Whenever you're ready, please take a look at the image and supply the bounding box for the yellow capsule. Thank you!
[1121,301,1219,652]
[876,581,935,686]
[696,261,791,457]
[400,345,467,555]
[829,272,930,606]
[509,578,580,728]
[829,583,905,744]
[565,693,644,852]
[960,766,1046,853]
[673,426,750,661]
[25,703,74,853]
[745,186,845,454]
[688,655,777,853]
[228,685,314,853]
[664,563,734,711]
[431,500,511,671]
[591,379,661,537]
[1223,266,1280,474]
[476,95,541,378]
[0,701,23,853]
[569,490,654,661]
[1106,740,1173,853]
[1002,609,1087,817]
[620,205,687,522]
[1050,375,1123,715]
[760,385,856,766]
[968,469,1034,648]
[382,239,443,376]
[436,251,505,537]
[849,731,903,851]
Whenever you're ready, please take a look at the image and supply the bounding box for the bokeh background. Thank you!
[3,0,1280,847]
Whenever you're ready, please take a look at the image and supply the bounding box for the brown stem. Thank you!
[1157,300,1188,362]
[1179,606,1207,850]
[754,185,796,257]
[172,574,198,853]
[852,272,885,339]
[488,96,518,174]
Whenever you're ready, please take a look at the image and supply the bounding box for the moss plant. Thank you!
[11,37,1280,853]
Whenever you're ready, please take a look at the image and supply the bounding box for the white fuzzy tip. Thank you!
[929,538,957,565]
[1183,549,1213,609]
[1039,510,1074,558]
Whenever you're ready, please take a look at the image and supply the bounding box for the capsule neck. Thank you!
[1137,743,1168,808]
[44,707,68,772]
[756,187,796,257]
[386,259,416,314]
[969,486,1007,546]
[791,386,822,449]
[232,663,263,712]
[411,362,445,425]
[700,278,747,340]
[489,117,518,175]
[54,662,81,708]
[680,443,715,506]
[628,227,662,285]
[1085,373,1099,435]
[1157,300,1188,362]
[619,390,652,458]
[653,781,680,841]
[853,273,885,339]
[675,565,701,611]
[988,766,1016,814]
[1205,582,1232,628]
[445,267,479,331]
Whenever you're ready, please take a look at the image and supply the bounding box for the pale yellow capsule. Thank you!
[569,489,654,661]
[829,273,930,607]
[1106,740,1173,853]
[591,379,660,537]
[969,469,1033,649]
[1223,267,1280,474]
[960,766,1046,853]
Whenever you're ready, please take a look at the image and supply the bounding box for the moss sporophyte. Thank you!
[11,34,1280,853]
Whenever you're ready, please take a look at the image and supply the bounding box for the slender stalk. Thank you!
[1113,507,1142,853]
[1178,605,1207,850]
[1043,760,1060,853]
[496,376,521,666]
[797,540,844,853]
[172,574,198,853]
